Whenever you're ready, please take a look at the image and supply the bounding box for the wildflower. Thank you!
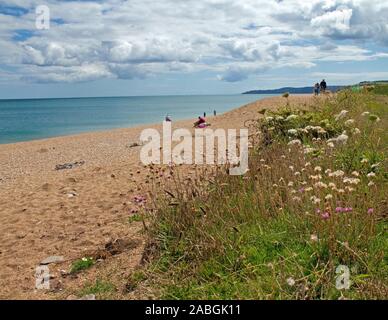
[289,166,294,171]
[305,187,313,192]
[335,110,348,121]
[298,128,309,134]
[281,155,286,159]
[310,196,321,204]
[325,169,332,175]
[294,171,301,176]
[327,142,335,148]
[287,129,298,136]
[367,208,374,215]
[310,174,322,181]
[336,132,349,144]
[286,114,298,121]
[345,186,355,192]
[329,170,345,178]
[344,119,355,127]
[351,171,360,177]
[367,172,376,178]
[321,212,330,220]
[310,234,318,242]
[344,207,353,212]
[288,139,302,146]
[314,166,322,172]
[314,181,328,189]
[276,116,284,121]
[133,195,147,204]
[263,165,271,170]
[371,163,380,169]
[361,158,368,164]
[305,162,311,167]
[304,147,315,154]
[335,207,343,213]
[291,189,297,194]
[288,181,294,187]
[299,187,305,193]
[292,196,302,202]
[279,177,285,183]
[325,194,333,200]
[260,159,265,162]
[343,177,360,185]
[301,181,307,185]
[352,128,361,135]
[337,189,345,194]
[287,277,296,286]
[272,184,279,188]
[361,111,370,116]
[368,181,375,187]
[265,116,274,121]
[328,182,336,189]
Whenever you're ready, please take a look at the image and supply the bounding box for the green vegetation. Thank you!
[371,85,388,96]
[144,89,387,299]
[128,213,143,223]
[79,279,116,298]
[70,257,95,274]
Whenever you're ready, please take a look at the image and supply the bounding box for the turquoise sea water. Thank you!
[0,94,273,144]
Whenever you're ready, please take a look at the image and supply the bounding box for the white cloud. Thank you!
[0,0,387,83]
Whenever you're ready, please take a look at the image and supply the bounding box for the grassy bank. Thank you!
[141,90,387,300]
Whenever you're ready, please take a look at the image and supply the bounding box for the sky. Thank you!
[0,0,388,99]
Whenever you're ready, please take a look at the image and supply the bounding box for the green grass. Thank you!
[128,213,143,223]
[70,257,95,274]
[143,90,388,300]
[79,279,116,298]
[371,85,388,96]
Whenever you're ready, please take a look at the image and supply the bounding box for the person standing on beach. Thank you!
[320,79,327,93]
[314,83,320,96]
[213,110,216,116]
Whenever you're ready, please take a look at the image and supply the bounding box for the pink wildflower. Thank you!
[321,212,330,220]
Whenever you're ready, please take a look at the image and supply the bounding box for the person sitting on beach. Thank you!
[314,83,320,96]
[194,116,209,128]
[320,79,327,93]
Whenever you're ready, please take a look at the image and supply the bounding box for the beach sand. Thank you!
[0,95,314,299]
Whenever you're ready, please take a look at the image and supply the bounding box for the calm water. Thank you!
[0,94,273,144]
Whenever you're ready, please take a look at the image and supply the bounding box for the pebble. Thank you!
[40,255,65,265]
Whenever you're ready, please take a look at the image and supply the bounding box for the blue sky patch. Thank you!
[0,4,28,16]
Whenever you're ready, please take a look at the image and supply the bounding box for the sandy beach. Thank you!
[0,95,313,299]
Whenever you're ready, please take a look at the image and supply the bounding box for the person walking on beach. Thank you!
[213,110,216,116]
[314,83,320,96]
[204,112,206,117]
[320,79,327,93]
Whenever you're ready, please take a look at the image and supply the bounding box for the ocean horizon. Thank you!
[0,94,274,144]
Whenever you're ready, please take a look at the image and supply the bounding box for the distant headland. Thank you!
[242,80,388,95]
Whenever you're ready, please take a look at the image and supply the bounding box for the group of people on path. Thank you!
[314,79,327,96]
[165,110,216,128]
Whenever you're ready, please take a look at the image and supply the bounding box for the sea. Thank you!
[0,94,274,144]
